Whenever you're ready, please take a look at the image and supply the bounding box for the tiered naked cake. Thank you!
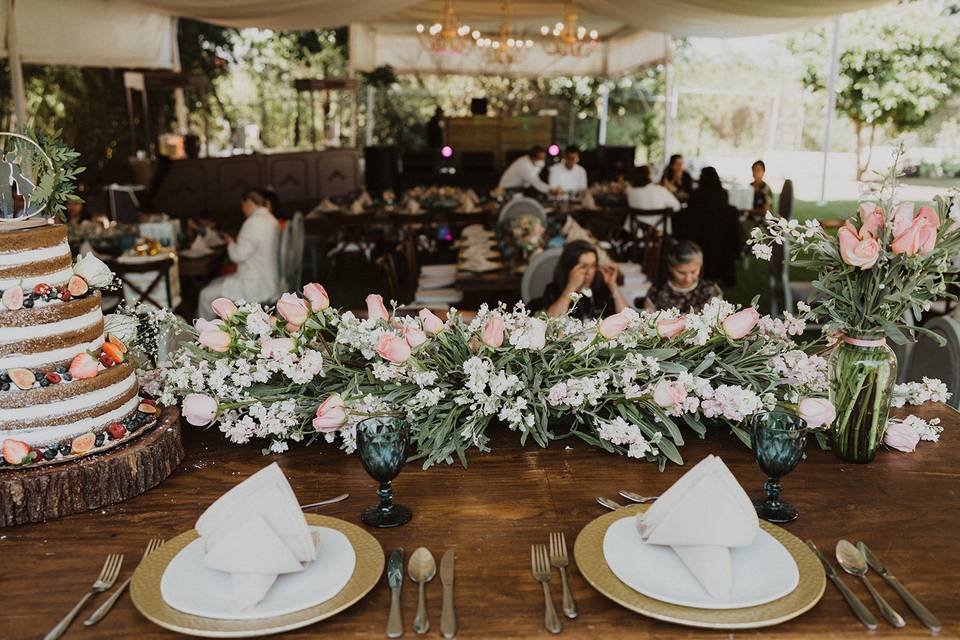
[0,222,159,468]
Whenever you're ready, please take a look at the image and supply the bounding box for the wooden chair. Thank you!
[904,316,960,408]
[778,179,794,219]
[625,207,673,238]
[639,227,664,284]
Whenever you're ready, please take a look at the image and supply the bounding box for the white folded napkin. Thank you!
[195,463,320,611]
[581,191,598,210]
[460,257,500,272]
[188,235,213,256]
[420,264,458,277]
[460,198,477,213]
[461,224,487,238]
[635,455,758,601]
[349,199,366,215]
[405,199,422,214]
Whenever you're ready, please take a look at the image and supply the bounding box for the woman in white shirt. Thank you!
[198,189,281,319]
[627,165,681,211]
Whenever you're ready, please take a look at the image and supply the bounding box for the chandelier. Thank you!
[476,1,534,67]
[540,0,599,57]
[416,1,474,55]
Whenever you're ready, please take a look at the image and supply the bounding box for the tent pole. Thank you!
[365,85,375,147]
[662,35,674,163]
[819,16,841,207]
[6,0,27,127]
[597,82,609,146]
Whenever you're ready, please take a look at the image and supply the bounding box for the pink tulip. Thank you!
[916,205,940,230]
[419,308,445,335]
[182,393,218,426]
[598,310,632,340]
[211,297,238,321]
[721,307,760,339]
[198,329,231,352]
[313,394,347,432]
[883,421,920,452]
[892,217,937,256]
[404,326,428,349]
[260,337,294,357]
[892,202,915,237]
[838,226,880,269]
[377,333,412,363]
[303,283,330,311]
[481,315,505,348]
[652,379,686,408]
[276,293,309,328]
[656,316,687,339]
[858,202,884,238]
[194,318,224,334]
[366,294,390,322]
[526,318,548,350]
[798,397,836,429]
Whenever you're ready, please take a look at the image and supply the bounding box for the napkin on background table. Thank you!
[195,463,320,610]
[635,455,758,601]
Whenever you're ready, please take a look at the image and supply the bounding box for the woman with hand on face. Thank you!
[645,241,722,313]
[541,240,629,320]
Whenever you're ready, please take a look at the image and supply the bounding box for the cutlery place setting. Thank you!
[807,539,941,632]
[385,547,457,638]
[531,532,578,634]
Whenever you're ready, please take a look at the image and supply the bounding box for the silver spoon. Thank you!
[835,539,905,628]
[300,493,349,510]
[596,496,624,511]
[619,490,658,503]
[408,547,436,634]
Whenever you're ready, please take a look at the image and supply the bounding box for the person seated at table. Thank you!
[748,159,773,217]
[677,166,742,287]
[498,145,550,195]
[627,165,681,211]
[537,239,629,320]
[197,188,281,319]
[548,145,588,195]
[659,154,694,202]
[645,240,723,313]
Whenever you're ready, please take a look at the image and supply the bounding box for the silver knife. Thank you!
[858,542,941,633]
[387,549,404,638]
[805,540,877,630]
[440,550,456,639]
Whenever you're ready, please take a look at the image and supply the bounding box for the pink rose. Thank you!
[481,315,505,348]
[260,337,294,357]
[598,310,631,340]
[211,297,238,321]
[194,318,224,334]
[892,202,916,237]
[404,326,428,349]
[798,397,836,429]
[838,225,880,269]
[366,294,389,322]
[312,394,347,432]
[883,421,920,453]
[652,379,686,408]
[419,308,445,335]
[377,333,412,363]
[858,202,885,238]
[721,307,760,339]
[892,217,937,256]
[303,283,330,311]
[276,293,309,328]
[198,329,231,352]
[182,393,218,426]
[656,316,687,339]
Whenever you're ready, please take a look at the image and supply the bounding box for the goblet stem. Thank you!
[764,477,782,503]
[378,482,395,512]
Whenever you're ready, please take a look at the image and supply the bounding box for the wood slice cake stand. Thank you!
[0,406,183,527]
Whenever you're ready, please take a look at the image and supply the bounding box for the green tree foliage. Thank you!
[790,1,960,177]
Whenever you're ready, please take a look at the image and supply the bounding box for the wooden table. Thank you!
[4,403,958,638]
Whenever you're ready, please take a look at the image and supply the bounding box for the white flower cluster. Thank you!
[619,353,662,397]
[684,298,736,346]
[596,416,661,459]
[748,213,823,261]
[335,311,389,359]
[455,356,532,432]
[700,385,765,422]
[888,415,943,442]
[546,371,611,409]
[757,312,806,341]
[769,350,829,395]
[891,377,951,408]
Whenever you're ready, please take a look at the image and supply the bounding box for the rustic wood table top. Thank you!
[3,403,957,639]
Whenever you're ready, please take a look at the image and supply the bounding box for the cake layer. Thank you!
[8,395,141,448]
[0,222,66,253]
[0,336,103,371]
[0,292,104,369]
[0,363,138,431]
[0,223,72,290]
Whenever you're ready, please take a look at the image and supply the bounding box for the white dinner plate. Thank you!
[160,526,356,620]
[418,275,456,289]
[602,516,799,610]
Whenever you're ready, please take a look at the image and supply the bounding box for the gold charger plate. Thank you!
[130,514,384,638]
[574,504,825,629]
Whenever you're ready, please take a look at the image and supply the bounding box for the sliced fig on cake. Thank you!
[138,402,159,415]
[1,286,23,310]
[2,439,31,465]
[7,368,36,390]
[71,432,96,455]
[108,334,128,353]
[69,352,99,380]
[67,275,89,297]
[102,341,125,364]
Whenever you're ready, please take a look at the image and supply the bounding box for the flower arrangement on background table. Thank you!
[748,148,960,462]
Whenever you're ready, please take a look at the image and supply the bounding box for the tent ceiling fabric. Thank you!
[133,0,889,36]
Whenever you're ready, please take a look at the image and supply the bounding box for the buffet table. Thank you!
[3,403,957,638]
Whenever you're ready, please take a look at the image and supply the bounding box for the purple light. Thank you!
[440,145,454,158]
[548,144,561,157]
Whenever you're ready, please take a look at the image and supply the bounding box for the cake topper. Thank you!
[0,129,83,223]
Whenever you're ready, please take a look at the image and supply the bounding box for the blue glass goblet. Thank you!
[356,416,412,528]
[750,410,808,523]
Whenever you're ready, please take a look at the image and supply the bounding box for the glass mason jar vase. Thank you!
[828,333,897,463]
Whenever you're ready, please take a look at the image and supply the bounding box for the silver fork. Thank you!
[84,539,164,626]
[45,553,123,640]
[531,544,562,634]
[549,532,577,619]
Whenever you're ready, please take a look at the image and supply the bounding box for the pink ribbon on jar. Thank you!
[842,334,886,348]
